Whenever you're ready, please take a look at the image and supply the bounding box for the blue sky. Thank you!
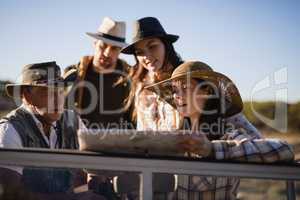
[0,0,299,102]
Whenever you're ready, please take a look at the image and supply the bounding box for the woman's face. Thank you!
[172,78,208,118]
[134,37,166,73]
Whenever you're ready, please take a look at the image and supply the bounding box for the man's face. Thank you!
[93,40,121,71]
[23,86,65,123]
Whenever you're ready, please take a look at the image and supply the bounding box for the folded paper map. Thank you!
[78,129,190,156]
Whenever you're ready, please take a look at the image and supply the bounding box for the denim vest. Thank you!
[0,108,79,193]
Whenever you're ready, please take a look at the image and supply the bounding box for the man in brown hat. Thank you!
[0,61,104,200]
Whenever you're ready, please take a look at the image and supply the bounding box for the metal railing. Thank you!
[0,148,299,200]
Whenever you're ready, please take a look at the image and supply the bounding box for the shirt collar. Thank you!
[20,104,57,128]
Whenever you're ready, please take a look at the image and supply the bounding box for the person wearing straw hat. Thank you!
[0,62,105,200]
[145,61,294,200]
[64,17,133,130]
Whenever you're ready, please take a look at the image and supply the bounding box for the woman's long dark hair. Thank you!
[123,37,183,121]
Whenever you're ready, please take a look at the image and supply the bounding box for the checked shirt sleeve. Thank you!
[211,128,295,163]
[226,113,262,139]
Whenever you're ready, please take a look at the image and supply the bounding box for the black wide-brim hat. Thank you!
[121,17,179,54]
[6,61,66,98]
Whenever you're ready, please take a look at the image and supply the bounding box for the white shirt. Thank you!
[135,86,181,131]
[0,104,87,174]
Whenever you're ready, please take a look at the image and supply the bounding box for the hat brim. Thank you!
[121,34,179,55]
[145,70,243,117]
[6,81,66,99]
[86,32,128,48]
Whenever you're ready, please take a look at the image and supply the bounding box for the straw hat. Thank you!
[145,61,243,117]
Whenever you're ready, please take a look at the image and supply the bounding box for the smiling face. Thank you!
[134,37,166,73]
[172,78,209,119]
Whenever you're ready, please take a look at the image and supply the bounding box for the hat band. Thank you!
[19,78,64,86]
[131,31,172,44]
[97,32,125,43]
[31,78,64,84]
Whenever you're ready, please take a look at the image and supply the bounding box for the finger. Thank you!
[178,143,201,152]
[177,140,197,147]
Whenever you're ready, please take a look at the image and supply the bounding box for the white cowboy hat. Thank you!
[86,17,128,48]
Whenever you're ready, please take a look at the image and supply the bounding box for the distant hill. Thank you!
[243,101,300,132]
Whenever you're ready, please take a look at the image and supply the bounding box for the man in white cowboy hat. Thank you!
[0,61,105,200]
[64,17,134,199]
[64,17,133,130]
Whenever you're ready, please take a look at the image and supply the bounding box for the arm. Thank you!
[0,122,24,174]
[226,113,262,139]
[177,128,294,163]
[211,129,294,163]
[0,122,31,198]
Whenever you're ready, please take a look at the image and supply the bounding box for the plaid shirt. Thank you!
[135,95,294,200]
[173,128,294,200]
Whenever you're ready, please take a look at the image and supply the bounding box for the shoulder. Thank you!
[63,56,94,83]
[64,56,93,72]
[0,121,22,148]
[226,112,262,138]
[118,58,132,72]
[0,108,27,128]
[226,113,251,125]
[221,128,253,141]
[79,56,94,68]
[0,121,15,135]
[65,55,93,73]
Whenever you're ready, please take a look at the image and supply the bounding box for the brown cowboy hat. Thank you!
[6,61,65,98]
[145,61,243,117]
[121,17,179,54]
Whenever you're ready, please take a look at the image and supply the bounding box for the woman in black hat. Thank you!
[122,17,260,136]
[122,17,183,131]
